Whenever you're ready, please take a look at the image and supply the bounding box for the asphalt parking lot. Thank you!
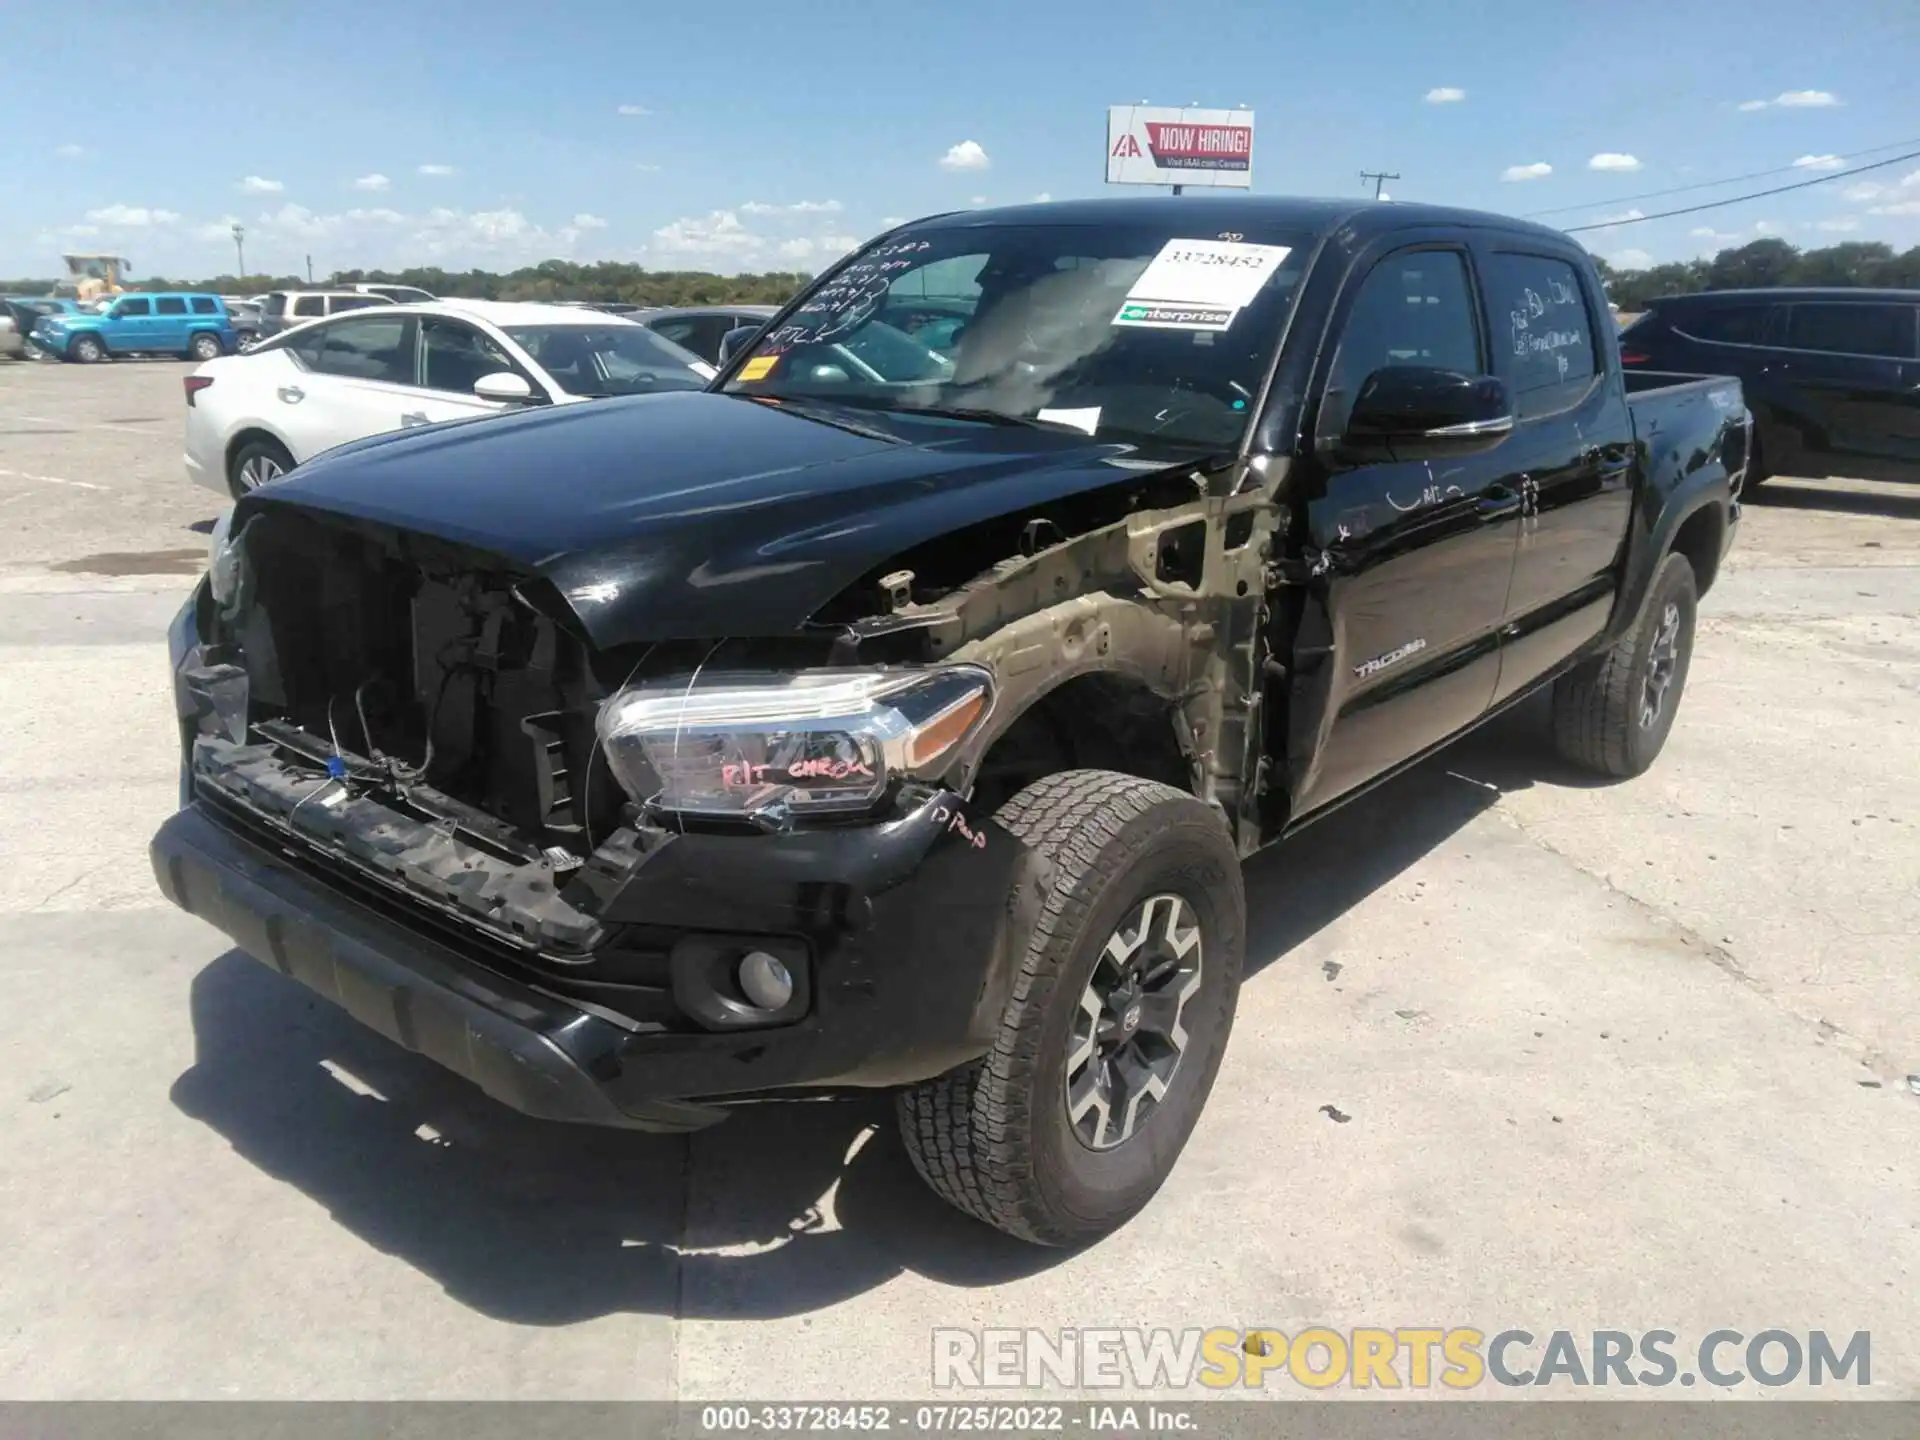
[3,357,1917,1401]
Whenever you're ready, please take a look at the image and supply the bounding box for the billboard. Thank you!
[1106,106,1255,189]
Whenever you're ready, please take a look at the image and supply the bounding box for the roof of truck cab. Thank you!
[907,194,1576,246]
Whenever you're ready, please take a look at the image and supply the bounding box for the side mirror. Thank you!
[717,325,760,364]
[1342,366,1513,459]
[473,371,536,404]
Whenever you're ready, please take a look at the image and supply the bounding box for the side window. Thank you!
[292,295,326,318]
[155,297,187,316]
[1484,252,1599,417]
[1321,249,1481,437]
[331,295,383,314]
[115,298,152,317]
[305,315,417,384]
[648,317,703,349]
[420,317,516,392]
[190,297,218,315]
[1675,304,1773,345]
[1784,303,1916,360]
[264,294,288,318]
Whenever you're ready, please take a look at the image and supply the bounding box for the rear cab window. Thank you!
[1782,302,1918,360]
[1483,251,1600,418]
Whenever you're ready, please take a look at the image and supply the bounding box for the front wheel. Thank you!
[897,770,1245,1246]
[1550,552,1698,778]
[188,332,223,362]
[68,334,105,364]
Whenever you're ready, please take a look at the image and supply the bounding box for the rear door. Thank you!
[1291,238,1524,812]
[1476,245,1635,702]
[1775,301,1920,478]
[152,295,190,350]
[272,313,422,460]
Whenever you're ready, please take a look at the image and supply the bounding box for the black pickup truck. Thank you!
[153,197,1747,1246]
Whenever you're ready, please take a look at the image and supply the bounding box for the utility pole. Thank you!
[231,223,246,277]
[305,254,314,284]
[1360,170,1400,200]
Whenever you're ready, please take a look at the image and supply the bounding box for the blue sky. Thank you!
[5,0,1918,280]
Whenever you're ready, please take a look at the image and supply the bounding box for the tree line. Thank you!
[0,259,812,307]
[7,238,1918,311]
[1593,238,1920,311]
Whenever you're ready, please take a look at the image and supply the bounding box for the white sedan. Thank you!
[183,299,717,497]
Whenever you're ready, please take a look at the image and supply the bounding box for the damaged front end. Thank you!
[157,503,1041,1127]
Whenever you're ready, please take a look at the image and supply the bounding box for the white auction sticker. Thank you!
[1112,239,1292,331]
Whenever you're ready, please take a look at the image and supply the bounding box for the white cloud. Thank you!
[970,196,987,206]
[616,104,652,116]
[347,208,405,224]
[1033,192,1052,203]
[85,203,180,227]
[55,142,87,158]
[1815,216,1860,231]
[647,207,861,273]
[1588,153,1642,172]
[775,234,859,266]
[352,173,392,191]
[1689,226,1717,237]
[939,140,991,171]
[1609,248,1655,270]
[651,209,765,262]
[1501,162,1553,182]
[635,162,663,173]
[1594,207,1646,229]
[880,216,907,228]
[61,224,99,238]
[1424,87,1465,104]
[239,176,284,194]
[1792,154,1844,171]
[1376,191,1392,202]
[1753,220,1778,234]
[418,163,457,177]
[740,199,843,215]
[1738,89,1840,111]
[571,213,608,230]
[1841,182,1886,202]
[1868,199,1920,216]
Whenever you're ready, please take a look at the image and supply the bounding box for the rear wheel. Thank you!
[68,334,105,364]
[227,436,294,498]
[897,770,1244,1246]
[188,332,223,362]
[1550,552,1698,778]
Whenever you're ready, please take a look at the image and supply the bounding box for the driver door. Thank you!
[1290,242,1525,812]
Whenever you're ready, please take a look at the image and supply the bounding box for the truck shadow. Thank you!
[170,694,1591,1326]
[171,953,1062,1327]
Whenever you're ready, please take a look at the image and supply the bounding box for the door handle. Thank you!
[277,385,304,404]
[400,411,430,428]
[1476,486,1522,519]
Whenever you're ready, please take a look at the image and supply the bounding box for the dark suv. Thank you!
[1621,288,1920,486]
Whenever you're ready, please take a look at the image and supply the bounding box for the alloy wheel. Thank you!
[1065,892,1204,1151]
[239,454,284,490]
[1640,601,1682,730]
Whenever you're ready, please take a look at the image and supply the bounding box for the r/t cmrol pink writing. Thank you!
[721,757,876,787]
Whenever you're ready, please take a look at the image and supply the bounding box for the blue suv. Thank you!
[30,292,235,364]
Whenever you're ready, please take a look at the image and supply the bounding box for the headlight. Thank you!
[596,666,993,822]
[207,505,240,605]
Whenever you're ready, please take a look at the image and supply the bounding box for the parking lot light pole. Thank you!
[231,224,245,278]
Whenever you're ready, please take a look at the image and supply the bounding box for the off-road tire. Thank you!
[68,334,105,364]
[1550,552,1698,779]
[188,331,223,362]
[897,770,1245,1246]
[227,436,295,499]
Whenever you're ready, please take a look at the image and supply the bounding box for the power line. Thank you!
[1561,147,1920,233]
[1528,135,1920,220]
[1360,169,1399,200]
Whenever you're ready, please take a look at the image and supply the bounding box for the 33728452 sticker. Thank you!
[737,354,778,382]
[1112,238,1292,332]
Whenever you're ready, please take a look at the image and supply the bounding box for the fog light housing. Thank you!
[669,934,811,1031]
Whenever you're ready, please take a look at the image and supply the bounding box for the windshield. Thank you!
[723,221,1311,451]
[506,323,715,398]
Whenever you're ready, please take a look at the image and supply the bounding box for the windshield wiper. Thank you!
[884,405,1085,432]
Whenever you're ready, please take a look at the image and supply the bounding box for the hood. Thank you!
[241,391,1179,650]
